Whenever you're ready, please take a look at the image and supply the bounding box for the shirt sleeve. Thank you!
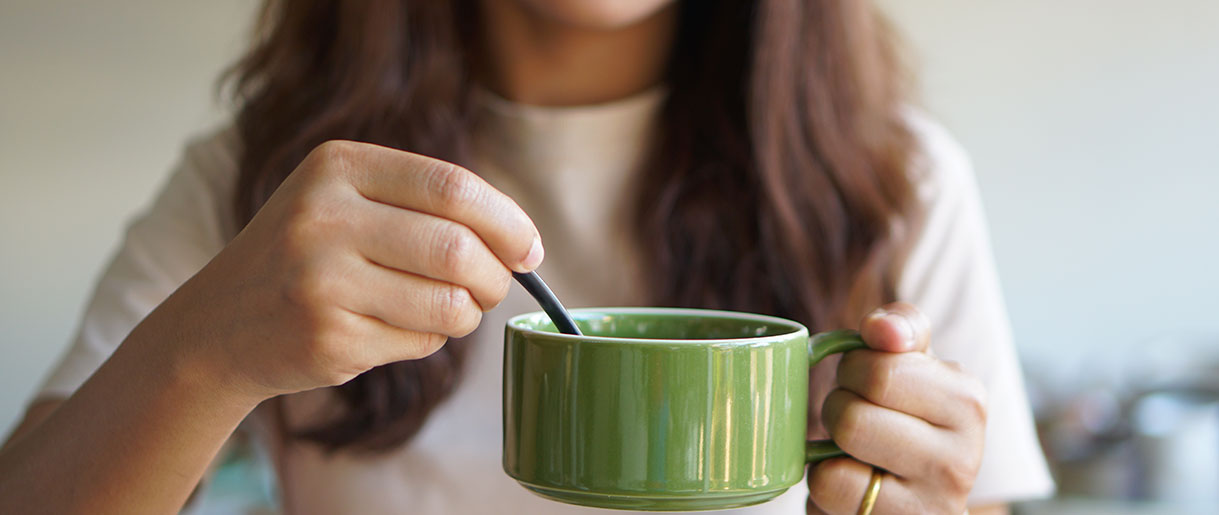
[898,111,1056,505]
[35,126,241,401]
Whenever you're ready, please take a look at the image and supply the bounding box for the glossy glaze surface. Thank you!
[503,308,863,511]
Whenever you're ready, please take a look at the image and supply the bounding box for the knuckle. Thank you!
[306,320,346,360]
[280,193,317,227]
[453,307,482,338]
[950,364,988,424]
[403,332,449,360]
[309,140,358,172]
[317,361,360,387]
[833,409,865,452]
[807,458,857,510]
[838,351,899,408]
[485,267,513,310]
[436,224,478,278]
[315,354,358,385]
[307,321,364,384]
[932,457,978,499]
[433,284,478,335]
[427,161,480,210]
[283,267,333,308]
[420,332,449,357]
[863,355,899,406]
[822,392,865,451]
[289,312,334,366]
[966,376,989,423]
[280,193,349,249]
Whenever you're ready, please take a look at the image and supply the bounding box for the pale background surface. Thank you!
[2,0,1217,462]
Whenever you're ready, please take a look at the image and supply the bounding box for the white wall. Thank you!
[3,1,1218,434]
[877,0,1219,384]
[0,0,255,433]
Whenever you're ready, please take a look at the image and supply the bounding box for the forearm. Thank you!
[0,321,262,513]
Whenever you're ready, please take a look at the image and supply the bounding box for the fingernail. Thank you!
[519,236,544,272]
[883,311,916,346]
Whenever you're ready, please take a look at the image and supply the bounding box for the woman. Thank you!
[0,0,1053,513]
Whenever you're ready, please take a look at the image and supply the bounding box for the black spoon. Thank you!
[512,271,582,335]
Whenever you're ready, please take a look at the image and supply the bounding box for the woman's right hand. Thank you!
[137,140,543,401]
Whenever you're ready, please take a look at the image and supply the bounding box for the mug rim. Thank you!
[506,307,809,346]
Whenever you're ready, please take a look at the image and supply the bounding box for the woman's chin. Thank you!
[515,0,676,30]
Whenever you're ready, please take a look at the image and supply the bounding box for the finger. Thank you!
[836,350,988,429]
[859,302,930,353]
[315,140,544,272]
[341,310,449,364]
[807,458,920,514]
[820,388,951,479]
[354,200,512,310]
[337,257,484,339]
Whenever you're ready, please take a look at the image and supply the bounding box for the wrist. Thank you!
[171,344,268,416]
[7,307,268,514]
[120,310,268,416]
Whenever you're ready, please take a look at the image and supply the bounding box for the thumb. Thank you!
[859,302,931,354]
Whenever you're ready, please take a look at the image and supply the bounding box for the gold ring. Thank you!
[857,467,883,515]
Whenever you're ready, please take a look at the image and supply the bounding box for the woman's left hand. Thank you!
[807,302,988,514]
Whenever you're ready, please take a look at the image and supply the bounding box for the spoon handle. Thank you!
[512,271,582,335]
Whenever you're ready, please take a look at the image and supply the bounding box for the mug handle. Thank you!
[805,329,868,463]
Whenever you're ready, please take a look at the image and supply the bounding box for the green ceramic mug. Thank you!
[503,307,867,511]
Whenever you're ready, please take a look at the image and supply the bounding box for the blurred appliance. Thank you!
[1131,387,1219,502]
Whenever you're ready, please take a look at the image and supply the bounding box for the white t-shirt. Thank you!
[35,87,1054,513]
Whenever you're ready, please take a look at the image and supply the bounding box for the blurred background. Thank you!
[1,0,1216,513]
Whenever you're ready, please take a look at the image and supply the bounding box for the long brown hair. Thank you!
[225,0,917,452]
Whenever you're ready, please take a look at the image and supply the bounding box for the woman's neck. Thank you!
[477,1,677,106]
